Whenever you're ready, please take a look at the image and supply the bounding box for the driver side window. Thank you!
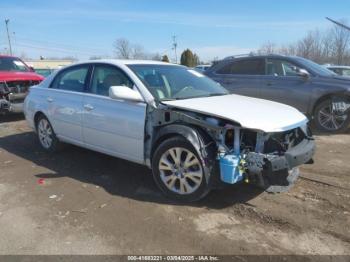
[90,65,134,96]
[266,59,302,77]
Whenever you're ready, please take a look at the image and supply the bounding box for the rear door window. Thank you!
[51,66,89,92]
[216,59,265,75]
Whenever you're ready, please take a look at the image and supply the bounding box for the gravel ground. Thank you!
[0,115,349,255]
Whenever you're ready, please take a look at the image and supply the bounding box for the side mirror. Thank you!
[29,66,35,72]
[109,86,143,102]
[297,68,310,78]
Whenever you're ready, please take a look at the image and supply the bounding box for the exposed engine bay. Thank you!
[146,105,316,192]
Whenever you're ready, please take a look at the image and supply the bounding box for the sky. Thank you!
[0,0,350,62]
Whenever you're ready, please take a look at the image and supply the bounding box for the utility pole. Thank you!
[172,35,178,64]
[5,19,13,55]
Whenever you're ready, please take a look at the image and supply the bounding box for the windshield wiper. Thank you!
[207,93,228,97]
[160,98,179,101]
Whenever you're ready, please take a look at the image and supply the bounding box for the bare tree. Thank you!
[151,53,162,61]
[295,30,320,60]
[257,41,277,55]
[257,20,350,65]
[113,38,150,59]
[278,43,297,56]
[114,38,132,59]
[321,29,333,63]
[132,44,147,59]
[330,19,350,64]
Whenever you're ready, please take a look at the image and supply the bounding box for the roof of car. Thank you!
[0,54,21,58]
[71,59,181,67]
[223,53,288,60]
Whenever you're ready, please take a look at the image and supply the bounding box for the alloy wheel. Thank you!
[158,147,203,195]
[37,118,53,149]
[317,102,348,131]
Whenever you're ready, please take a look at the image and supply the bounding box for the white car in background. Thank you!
[194,64,211,72]
[24,60,315,202]
[325,65,350,77]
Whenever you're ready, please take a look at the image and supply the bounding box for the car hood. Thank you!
[0,71,44,82]
[162,94,308,132]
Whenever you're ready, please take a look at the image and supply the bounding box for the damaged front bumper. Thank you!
[244,137,315,192]
[217,127,316,193]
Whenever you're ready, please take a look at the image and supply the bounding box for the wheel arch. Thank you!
[151,124,210,160]
[311,92,350,116]
[150,124,217,183]
[34,111,47,129]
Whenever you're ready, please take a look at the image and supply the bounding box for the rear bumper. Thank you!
[245,137,316,191]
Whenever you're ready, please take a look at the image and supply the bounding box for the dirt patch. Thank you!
[0,118,349,254]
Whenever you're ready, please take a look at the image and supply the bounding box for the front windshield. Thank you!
[0,57,29,72]
[128,64,228,101]
[296,57,336,77]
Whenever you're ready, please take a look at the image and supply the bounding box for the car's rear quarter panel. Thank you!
[24,86,51,130]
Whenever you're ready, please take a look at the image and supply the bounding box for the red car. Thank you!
[0,55,44,114]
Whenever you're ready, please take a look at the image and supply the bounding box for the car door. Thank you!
[82,64,146,164]
[209,58,264,98]
[47,65,89,144]
[259,58,312,113]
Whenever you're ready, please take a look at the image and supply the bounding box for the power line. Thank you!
[15,36,108,54]
[14,42,103,57]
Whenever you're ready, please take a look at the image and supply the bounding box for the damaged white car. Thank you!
[24,60,315,201]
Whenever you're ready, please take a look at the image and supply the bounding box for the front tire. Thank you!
[152,136,210,202]
[36,115,61,153]
[314,98,350,133]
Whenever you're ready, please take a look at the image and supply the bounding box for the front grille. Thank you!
[5,80,40,94]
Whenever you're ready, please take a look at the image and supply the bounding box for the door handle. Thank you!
[47,97,53,103]
[266,82,273,86]
[84,104,94,111]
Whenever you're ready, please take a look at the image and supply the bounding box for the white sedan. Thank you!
[24,60,315,201]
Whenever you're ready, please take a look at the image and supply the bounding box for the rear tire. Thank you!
[313,98,350,133]
[152,136,210,202]
[36,115,61,153]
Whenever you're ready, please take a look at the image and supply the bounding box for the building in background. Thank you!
[25,59,75,77]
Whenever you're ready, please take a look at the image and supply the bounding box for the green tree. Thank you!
[161,55,170,62]
[180,49,196,67]
[193,53,200,66]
